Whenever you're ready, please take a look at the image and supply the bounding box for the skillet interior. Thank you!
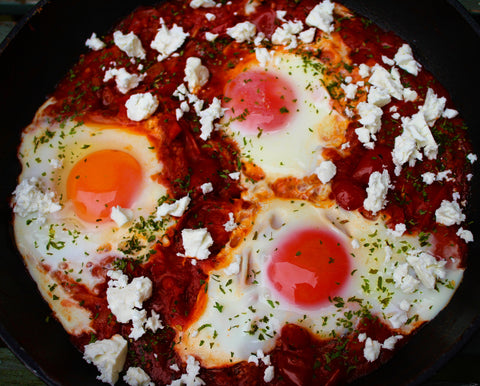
[0,1,479,385]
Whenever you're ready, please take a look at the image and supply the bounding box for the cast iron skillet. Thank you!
[0,0,479,385]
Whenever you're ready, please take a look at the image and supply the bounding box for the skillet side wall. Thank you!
[0,0,478,385]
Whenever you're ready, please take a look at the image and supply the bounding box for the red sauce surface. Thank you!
[43,0,473,384]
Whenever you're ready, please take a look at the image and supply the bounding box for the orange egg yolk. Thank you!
[267,228,351,308]
[224,69,297,133]
[67,149,142,223]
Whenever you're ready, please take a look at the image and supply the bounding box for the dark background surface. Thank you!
[0,1,479,385]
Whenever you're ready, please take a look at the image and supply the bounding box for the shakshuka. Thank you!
[10,0,475,384]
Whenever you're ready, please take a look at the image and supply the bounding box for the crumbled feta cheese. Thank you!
[110,206,133,227]
[104,68,145,94]
[184,57,210,93]
[106,270,153,325]
[351,239,360,249]
[205,32,219,41]
[420,88,446,127]
[223,212,237,232]
[125,92,159,121]
[200,182,213,194]
[48,158,63,169]
[382,335,403,350]
[457,227,474,243]
[355,101,383,146]
[245,0,260,14]
[169,355,205,386]
[392,262,419,294]
[190,0,216,8]
[228,171,240,180]
[381,55,395,66]
[368,65,404,100]
[387,223,406,238]
[442,108,459,119]
[358,333,367,342]
[12,177,61,223]
[467,153,477,164]
[83,334,128,385]
[199,97,224,140]
[387,300,410,329]
[406,250,446,289]
[403,88,418,102]
[367,86,391,107]
[254,31,266,46]
[358,63,370,78]
[255,47,272,67]
[86,32,106,51]
[223,254,241,276]
[422,172,436,185]
[435,199,465,226]
[145,310,163,332]
[264,366,275,383]
[363,338,381,362]
[113,31,146,59]
[151,19,189,62]
[363,170,391,214]
[305,0,335,33]
[271,20,303,49]
[124,367,153,386]
[205,12,216,21]
[181,228,214,260]
[394,44,421,76]
[341,83,358,100]
[299,27,316,43]
[391,112,400,120]
[170,364,180,372]
[226,21,256,43]
[314,160,337,184]
[155,196,191,219]
[276,10,287,21]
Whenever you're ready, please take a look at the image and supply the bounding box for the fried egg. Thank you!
[221,51,346,181]
[176,197,463,367]
[13,101,167,333]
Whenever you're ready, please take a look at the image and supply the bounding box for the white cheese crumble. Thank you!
[155,196,191,219]
[382,335,403,350]
[381,55,395,66]
[403,88,418,102]
[299,28,316,43]
[12,177,61,223]
[104,68,145,94]
[205,13,216,21]
[387,300,410,328]
[199,97,224,140]
[406,250,446,289]
[305,0,335,33]
[85,32,106,51]
[223,254,241,276]
[226,21,256,43]
[190,0,216,8]
[368,65,404,100]
[200,182,213,194]
[314,160,337,184]
[184,57,210,93]
[228,171,240,180]
[223,212,237,232]
[363,337,381,362]
[255,47,272,67]
[83,334,128,385]
[358,63,370,78]
[271,20,303,49]
[351,239,360,249]
[392,262,420,294]
[386,223,406,238]
[394,44,421,76]
[341,83,358,100]
[457,227,474,243]
[150,18,189,62]
[264,366,275,382]
[124,367,153,386]
[169,355,205,386]
[205,32,219,41]
[355,102,383,147]
[420,88,446,127]
[125,92,159,121]
[113,31,146,59]
[467,153,477,164]
[422,172,436,185]
[435,199,466,226]
[106,270,152,325]
[367,86,391,107]
[181,228,214,260]
[363,170,391,214]
[110,206,133,227]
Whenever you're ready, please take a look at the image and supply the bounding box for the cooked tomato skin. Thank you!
[332,178,366,211]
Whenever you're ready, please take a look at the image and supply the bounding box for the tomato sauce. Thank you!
[43,0,472,384]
